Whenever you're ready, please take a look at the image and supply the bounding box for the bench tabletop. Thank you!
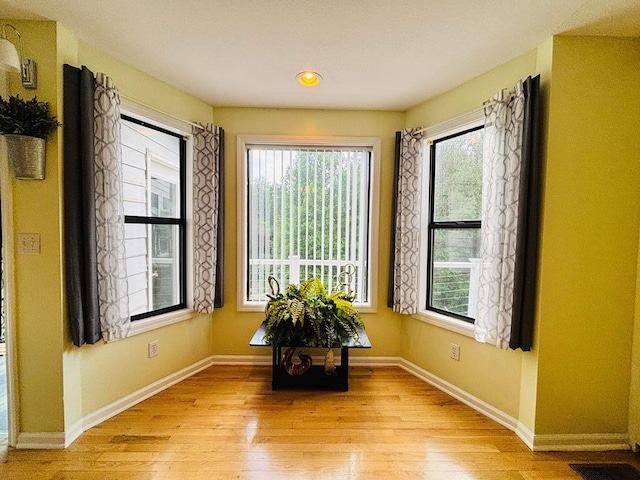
[249,320,371,348]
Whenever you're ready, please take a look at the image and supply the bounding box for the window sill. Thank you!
[129,308,200,337]
[411,310,475,338]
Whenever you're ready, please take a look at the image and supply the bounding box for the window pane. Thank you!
[151,224,180,310]
[125,222,149,316]
[246,147,371,303]
[125,223,181,316]
[151,178,178,218]
[121,118,181,218]
[431,228,481,318]
[433,129,484,222]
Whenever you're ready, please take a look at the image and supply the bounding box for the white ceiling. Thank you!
[1,0,639,111]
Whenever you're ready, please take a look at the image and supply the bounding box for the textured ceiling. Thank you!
[1,0,639,110]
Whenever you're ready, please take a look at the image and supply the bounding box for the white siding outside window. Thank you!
[121,118,183,318]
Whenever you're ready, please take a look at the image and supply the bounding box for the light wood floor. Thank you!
[0,365,638,479]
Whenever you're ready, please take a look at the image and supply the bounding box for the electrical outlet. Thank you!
[17,233,41,254]
[148,340,159,358]
[450,343,460,361]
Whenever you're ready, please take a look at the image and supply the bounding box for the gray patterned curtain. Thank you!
[474,76,540,351]
[64,65,130,345]
[193,125,225,313]
[389,128,425,314]
[94,73,130,341]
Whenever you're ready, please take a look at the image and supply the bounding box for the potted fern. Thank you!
[0,95,62,179]
[264,277,363,347]
[263,276,364,374]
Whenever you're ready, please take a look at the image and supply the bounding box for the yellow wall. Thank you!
[402,50,538,419]
[76,43,212,125]
[406,49,537,127]
[534,36,640,435]
[517,37,555,433]
[4,20,218,434]
[631,228,640,448]
[403,36,640,438]
[70,38,216,419]
[56,24,83,433]
[210,107,406,358]
[3,20,66,433]
[4,18,639,448]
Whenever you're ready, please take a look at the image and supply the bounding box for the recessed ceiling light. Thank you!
[296,71,322,87]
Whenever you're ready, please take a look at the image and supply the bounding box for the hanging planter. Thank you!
[4,134,45,179]
[0,95,61,180]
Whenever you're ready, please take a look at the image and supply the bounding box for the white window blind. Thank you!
[246,145,372,303]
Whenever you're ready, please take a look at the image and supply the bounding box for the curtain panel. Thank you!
[93,73,130,341]
[63,65,100,346]
[389,128,425,314]
[64,65,130,345]
[508,75,540,351]
[193,125,225,313]
[474,75,540,351]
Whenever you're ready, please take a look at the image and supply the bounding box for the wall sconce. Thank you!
[0,24,37,89]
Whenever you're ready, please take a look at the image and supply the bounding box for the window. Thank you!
[238,135,380,311]
[420,117,484,323]
[121,115,187,320]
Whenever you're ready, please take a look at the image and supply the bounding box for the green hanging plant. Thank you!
[0,95,62,140]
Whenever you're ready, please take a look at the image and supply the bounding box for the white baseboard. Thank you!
[531,433,630,452]
[515,422,535,450]
[398,359,631,452]
[35,355,219,450]
[208,354,401,368]
[210,354,271,365]
[80,355,218,432]
[350,355,402,367]
[515,422,630,451]
[64,419,84,448]
[19,354,631,452]
[398,358,519,432]
[16,432,66,450]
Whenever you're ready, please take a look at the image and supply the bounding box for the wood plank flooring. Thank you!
[0,365,638,479]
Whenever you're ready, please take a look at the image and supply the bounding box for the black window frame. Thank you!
[121,114,187,321]
[425,125,483,323]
